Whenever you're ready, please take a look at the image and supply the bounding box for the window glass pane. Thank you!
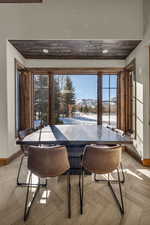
[34,89,40,103]
[102,102,109,113]
[15,70,21,135]
[101,74,118,128]
[110,115,117,127]
[132,76,136,98]
[40,89,49,101]
[110,102,117,113]
[102,75,109,88]
[34,75,49,88]
[110,103,117,128]
[110,75,117,88]
[34,75,40,88]
[132,98,135,115]
[102,113,109,126]
[53,74,97,125]
[102,89,109,101]
[102,102,109,126]
[41,75,49,88]
[34,89,49,103]
[33,75,49,128]
[110,89,117,102]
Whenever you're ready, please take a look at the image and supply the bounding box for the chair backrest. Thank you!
[106,125,114,131]
[18,128,34,140]
[28,145,70,178]
[114,128,125,136]
[19,128,34,154]
[107,125,125,136]
[82,145,122,174]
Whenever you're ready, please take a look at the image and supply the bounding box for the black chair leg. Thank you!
[17,155,47,187]
[24,172,40,221]
[79,167,84,215]
[17,154,25,186]
[108,168,124,215]
[94,162,125,184]
[120,162,125,183]
[67,170,71,218]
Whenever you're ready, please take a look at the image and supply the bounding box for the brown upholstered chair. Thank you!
[94,125,125,183]
[17,128,35,186]
[79,145,124,215]
[24,145,71,221]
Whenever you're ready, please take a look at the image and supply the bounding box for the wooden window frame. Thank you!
[97,73,120,128]
[31,72,53,128]
[30,68,123,127]
[125,59,136,138]
[14,59,25,137]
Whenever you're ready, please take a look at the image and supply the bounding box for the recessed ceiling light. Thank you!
[102,49,109,54]
[43,49,49,54]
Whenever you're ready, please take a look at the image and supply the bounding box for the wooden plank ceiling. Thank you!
[0,0,42,3]
[9,40,141,60]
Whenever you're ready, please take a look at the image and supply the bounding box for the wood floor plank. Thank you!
[0,152,150,225]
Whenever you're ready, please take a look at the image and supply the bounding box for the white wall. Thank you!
[126,43,149,159]
[26,59,125,68]
[0,0,145,158]
[0,0,143,40]
[143,0,150,34]
[126,12,150,158]
[6,42,26,157]
[0,39,8,158]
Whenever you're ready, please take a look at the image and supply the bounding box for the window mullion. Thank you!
[109,75,110,125]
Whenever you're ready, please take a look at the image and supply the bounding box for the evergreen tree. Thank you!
[83,104,89,113]
[63,76,76,117]
[34,75,49,125]
[54,77,62,123]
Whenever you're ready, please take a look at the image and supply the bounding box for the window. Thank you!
[15,69,21,136]
[53,75,97,125]
[126,70,136,137]
[101,74,118,128]
[131,71,136,137]
[33,75,49,128]
[31,72,120,128]
[124,59,136,137]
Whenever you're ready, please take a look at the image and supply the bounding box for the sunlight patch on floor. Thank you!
[39,190,51,204]
[126,169,143,180]
[137,169,150,178]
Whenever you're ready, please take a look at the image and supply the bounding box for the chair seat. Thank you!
[91,144,118,148]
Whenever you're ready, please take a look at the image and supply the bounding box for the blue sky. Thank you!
[68,75,117,100]
[69,75,97,99]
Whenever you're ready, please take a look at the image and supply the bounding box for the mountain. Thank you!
[111,97,117,102]
[76,99,97,108]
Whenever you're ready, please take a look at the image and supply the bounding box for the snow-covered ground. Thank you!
[34,113,117,127]
[60,116,96,125]
[60,112,117,126]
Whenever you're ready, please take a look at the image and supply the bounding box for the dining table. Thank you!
[16,124,132,174]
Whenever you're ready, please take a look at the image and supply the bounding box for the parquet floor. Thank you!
[0,152,150,225]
